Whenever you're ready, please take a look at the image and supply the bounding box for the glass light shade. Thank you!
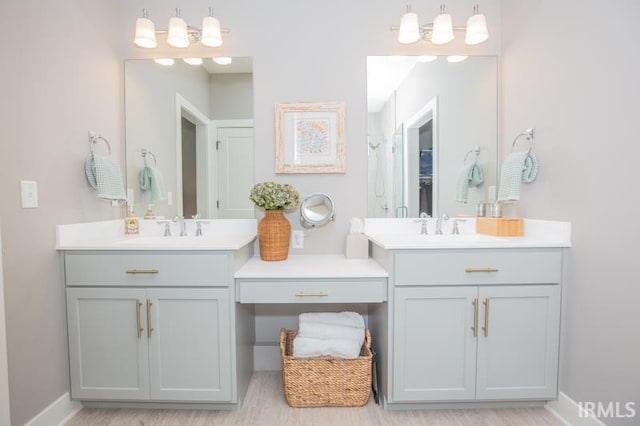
[212,57,232,65]
[183,58,203,65]
[154,58,175,66]
[201,16,223,47]
[417,55,438,63]
[447,55,468,63]
[465,13,489,45]
[431,13,454,44]
[398,12,421,44]
[134,17,157,48]
[167,16,189,48]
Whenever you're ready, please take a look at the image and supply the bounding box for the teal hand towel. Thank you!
[139,166,167,203]
[497,152,539,201]
[84,154,127,202]
[456,162,484,203]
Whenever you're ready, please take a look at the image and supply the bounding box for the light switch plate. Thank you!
[292,230,304,249]
[21,180,38,208]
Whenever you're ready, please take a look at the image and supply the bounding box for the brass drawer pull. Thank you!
[295,291,329,297]
[465,267,499,273]
[146,299,154,338]
[135,300,143,339]
[471,298,478,337]
[126,269,159,275]
[482,297,490,337]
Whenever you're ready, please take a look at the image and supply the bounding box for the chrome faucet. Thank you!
[436,213,450,235]
[156,220,171,237]
[195,220,210,236]
[173,216,187,236]
[414,212,430,235]
[451,219,467,235]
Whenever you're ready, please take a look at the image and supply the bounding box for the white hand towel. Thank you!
[292,336,362,359]
[84,154,127,202]
[299,312,365,329]
[297,322,365,347]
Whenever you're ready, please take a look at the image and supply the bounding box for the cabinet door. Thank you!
[393,287,478,401]
[476,285,560,400]
[66,288,150,400]
[147,288,232,401]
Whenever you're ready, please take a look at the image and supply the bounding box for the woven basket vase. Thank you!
[258,210,291,261]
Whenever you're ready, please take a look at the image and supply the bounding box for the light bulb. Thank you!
[201,16,223,47]
[134,10,157,48]
[431,6,454,44]
[183,58,203,65]
[417,55,438,63]
[465,8,489,45]
[154,58,175,66]
[398,11,421,44]
[167,13,189,48]
[212,57,232,65]
[447,55,468,63]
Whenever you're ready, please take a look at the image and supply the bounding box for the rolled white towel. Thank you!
[292,336,362,359]
[298,321,365,347]
[299,312,365,329]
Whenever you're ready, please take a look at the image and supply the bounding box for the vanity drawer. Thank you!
[393,248,562,286]
[65,252,229,287]
[236,279,387,303]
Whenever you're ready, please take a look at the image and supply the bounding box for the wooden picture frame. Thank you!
[275,102,345,173]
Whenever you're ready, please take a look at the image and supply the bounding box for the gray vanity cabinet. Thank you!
[393,284,560,402]
[371,246,564,407]
[63,249,251,405]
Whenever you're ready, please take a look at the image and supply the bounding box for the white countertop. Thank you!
[234,255,389,279]
[56,219,257,251]
[364,218,571,250]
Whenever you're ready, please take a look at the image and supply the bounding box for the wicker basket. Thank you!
[279,328,372,408]
[258,210,291,261]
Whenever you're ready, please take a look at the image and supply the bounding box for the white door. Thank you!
[147,288,232,401]
[393,286,478,401]
[217,127,254,218]
[475,285,561,400]
[66,288,150,400]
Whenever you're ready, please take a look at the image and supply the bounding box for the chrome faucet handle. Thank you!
[192,214,201,220]
[172,216,187,236]
[195,220,210,237]
[451,219,467,235]
[436,213,450,235]
[156,220,172,237]
[413,212,430,235]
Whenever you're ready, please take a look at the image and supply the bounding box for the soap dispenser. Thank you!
[124,206,140,235]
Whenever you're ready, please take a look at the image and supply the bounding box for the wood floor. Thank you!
[66,372,563,426]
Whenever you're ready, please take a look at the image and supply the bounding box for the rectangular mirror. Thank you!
[367,56,498,218]
[125,57,254,219]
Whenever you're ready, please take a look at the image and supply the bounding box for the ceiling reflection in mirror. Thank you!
[367,56,497,218]
[125,57,254,220]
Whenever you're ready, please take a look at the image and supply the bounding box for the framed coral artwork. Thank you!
[275,102,345,173]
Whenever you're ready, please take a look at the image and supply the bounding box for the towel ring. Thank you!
[511,128,534,154]
[89,133,112,156]
[463,146,481,165]
[141,149,157,167]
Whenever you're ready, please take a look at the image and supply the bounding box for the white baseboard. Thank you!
[25,392,82,426]
[546,392,607,426]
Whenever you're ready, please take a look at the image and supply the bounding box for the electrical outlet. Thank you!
[292,230,304,249]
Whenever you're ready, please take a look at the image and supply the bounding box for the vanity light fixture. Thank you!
[134,7,229,49]
[212,56,232,65]
[417,55,438,63]
[392,3,489,46]
[446,55,468,63]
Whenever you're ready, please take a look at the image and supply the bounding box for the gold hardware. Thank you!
[294,291,329,297]
[135,300,143,339]
[126,269,159,274]
[146,299,154,338]
[482,297,490,337]
[464,267,499,273]
[472,298,478,337]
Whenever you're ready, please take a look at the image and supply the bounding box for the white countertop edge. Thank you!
[234,255,389,279]
[57,235,257,251]
[366,235,570,250]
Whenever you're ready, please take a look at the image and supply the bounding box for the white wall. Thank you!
[0,226,10,426]
[0,1,122,424]
[501,1,640,425]
[209,73,254,120]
